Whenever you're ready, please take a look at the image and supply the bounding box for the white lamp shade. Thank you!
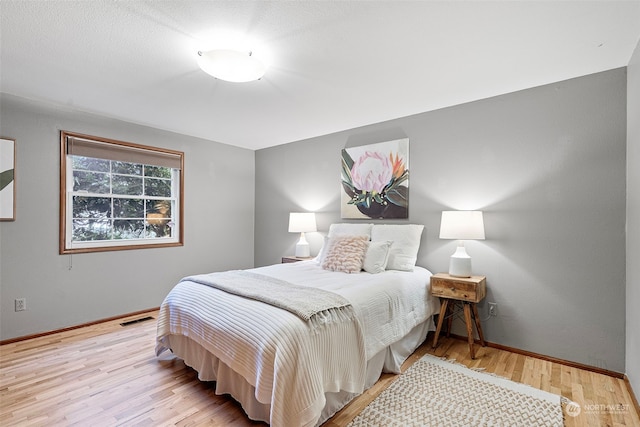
[288,213,317,233]
[197,49,266,83]
[439,211,485,240]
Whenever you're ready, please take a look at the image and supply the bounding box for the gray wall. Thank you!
[0,94,255,340]
[255,69,627,372]
[626,40,640,393]
[0,66,631,376]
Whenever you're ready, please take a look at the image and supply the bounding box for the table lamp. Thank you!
[439,211,485,277]
[288,212,317,257]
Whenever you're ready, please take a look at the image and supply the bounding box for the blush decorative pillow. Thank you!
[316,223,373,265]
[321,235,369,274]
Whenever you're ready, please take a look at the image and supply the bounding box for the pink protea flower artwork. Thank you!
[350,151,393,194]
[341,140,409,219]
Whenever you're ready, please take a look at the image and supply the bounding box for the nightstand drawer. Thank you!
[430,275,486,303]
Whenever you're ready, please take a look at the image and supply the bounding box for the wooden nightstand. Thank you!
[430,273,486,359]
[281,256,313,263]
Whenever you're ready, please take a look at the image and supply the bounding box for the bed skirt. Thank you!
[162,318,434,426]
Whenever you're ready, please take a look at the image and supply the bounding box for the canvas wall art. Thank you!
[0,138,16,221]
[341,138,409,219]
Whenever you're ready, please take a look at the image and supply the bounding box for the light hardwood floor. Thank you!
[1,310,638,426]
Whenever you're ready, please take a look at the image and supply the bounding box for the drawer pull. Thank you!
[450,287,455,291]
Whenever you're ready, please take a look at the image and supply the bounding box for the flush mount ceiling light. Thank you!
[197,49,266,83]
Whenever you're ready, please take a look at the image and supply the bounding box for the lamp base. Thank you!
[295,232,310,257]
[449,245,472,278]
[295,242,310,258]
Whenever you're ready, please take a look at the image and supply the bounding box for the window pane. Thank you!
[114,198,144,218]
[145,165,171,178]
[72,156,109,172]
[146,222,172,238]
[72,218,111,241]
[144,178,171,197]
[113,161,142,176]
[112,175,143,195]
[147,199,171,216]
[146,199,172,238]
[113,220,145,239]
[73,196,111,219]
[73,171,110,193]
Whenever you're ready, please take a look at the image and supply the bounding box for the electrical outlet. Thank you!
[488,302,497,317]
[15,298,26,312]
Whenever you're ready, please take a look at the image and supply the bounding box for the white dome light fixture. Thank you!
[197,49,266,83]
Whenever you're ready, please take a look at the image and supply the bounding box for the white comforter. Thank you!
[156,261,438,427]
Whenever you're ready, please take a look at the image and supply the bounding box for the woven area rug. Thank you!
[348,354,563,427]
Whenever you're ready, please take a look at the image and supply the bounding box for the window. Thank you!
[60,131,184,254]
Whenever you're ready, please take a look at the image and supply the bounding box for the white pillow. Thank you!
[321,235,369,274]
[370,224,424,271]
[314,235,330,264]
[328,223,373,238]
[363,240,392,274]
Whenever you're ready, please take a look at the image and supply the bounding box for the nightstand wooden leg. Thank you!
[445,302,454,337]
[463,303,476,359]
[432,299,449,349]
[471,303,485,346]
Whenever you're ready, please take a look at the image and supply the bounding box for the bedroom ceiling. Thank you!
[1,1,639,150]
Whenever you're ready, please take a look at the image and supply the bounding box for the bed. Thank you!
[155,224,440,426]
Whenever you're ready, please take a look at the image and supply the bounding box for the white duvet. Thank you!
[156,261,439,427]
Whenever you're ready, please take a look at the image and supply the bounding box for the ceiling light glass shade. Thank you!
[197,49,266,83]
